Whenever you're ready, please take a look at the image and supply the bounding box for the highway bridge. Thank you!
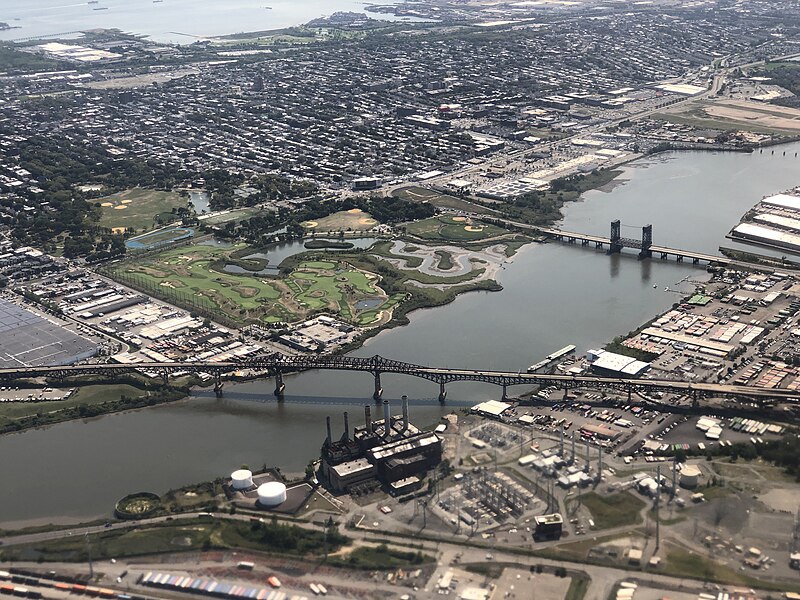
[532,221,732,265]
[1,354,796,407]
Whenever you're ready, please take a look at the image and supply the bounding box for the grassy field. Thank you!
[404,214,507,242]
[329,544,432,570]
[108,243,396,326]
[0,518,347,563]
[0,384,146,424]
[565,575,590,600]
[96,188,186,233]
[578,491,645,529]
[301,208,378,232]
[393,186,495,214]
[435,249,454,270]
[200,207,260,226]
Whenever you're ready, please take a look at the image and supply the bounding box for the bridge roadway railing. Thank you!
[0,354,797,404]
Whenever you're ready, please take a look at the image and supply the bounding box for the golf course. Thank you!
[107,243,400,326]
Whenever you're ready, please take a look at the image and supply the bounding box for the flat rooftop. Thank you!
[0,298,97,368]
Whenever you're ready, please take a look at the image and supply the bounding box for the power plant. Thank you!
[320,398,443,494]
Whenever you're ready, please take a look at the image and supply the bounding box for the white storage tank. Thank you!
[231,469,254,490]
[679,464,702,489]
[257,482,287,507]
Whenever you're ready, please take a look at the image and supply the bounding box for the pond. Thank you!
[355,298,385,310]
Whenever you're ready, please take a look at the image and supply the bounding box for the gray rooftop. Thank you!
[0,299,98,368]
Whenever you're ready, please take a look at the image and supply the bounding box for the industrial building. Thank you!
[320,398,443,493]
[587,349,650,377]
[0,298,98,368]
[533,513,563,540]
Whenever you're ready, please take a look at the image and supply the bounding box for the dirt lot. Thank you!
[703,100,800,133]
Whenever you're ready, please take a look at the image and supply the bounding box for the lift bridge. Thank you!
[534,220,729,265]
[610,219,653,259]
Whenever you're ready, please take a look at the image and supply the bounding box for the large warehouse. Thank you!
[588,349,650,377]
[0,298,97,368]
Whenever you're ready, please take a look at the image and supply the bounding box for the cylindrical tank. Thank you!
[257,482,287,507]
[231,469,253,490]
[679,465,701,488]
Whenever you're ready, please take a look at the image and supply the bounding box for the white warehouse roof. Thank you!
[762,194,800,212]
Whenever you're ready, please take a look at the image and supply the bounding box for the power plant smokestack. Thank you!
[326,416,332,445]
[343,411,350,442]
[402,395,409,432]
[383,399,392,440]
[364,405,372,434]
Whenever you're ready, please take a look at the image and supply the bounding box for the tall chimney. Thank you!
[383,399,392,440]
[325,416,332,445]
[364,405,372,434]
[402,395,409,432]
[343,411,350,442]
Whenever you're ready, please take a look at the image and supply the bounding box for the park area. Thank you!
[108,244,397,326]
[404,214,507,242]
[301,208,379,232]
[393,186,494,214]
[96,187,186,233]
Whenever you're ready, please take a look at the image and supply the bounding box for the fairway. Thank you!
[404,214,506,242]
[301,208,378,232]
[96,187,186,233]
[108,244,396,326]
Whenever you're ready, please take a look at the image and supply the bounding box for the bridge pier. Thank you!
[501,384,508,401]
[676,255,683,262]
[161,371,169,387]
[373,372,383,401]
[438,381,447,403]
[214,373,223,398]
[274,371,285,398]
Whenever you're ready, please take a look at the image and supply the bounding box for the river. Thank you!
[0,0,411,44]
[1,144,799,527]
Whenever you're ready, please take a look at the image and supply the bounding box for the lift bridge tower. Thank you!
[609,220,652,259]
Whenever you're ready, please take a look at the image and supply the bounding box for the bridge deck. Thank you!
[649,245,731,263]
[535,226,727,263]
[1,358,797,402]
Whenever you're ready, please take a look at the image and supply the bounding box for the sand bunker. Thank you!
[347,208,364,214]
[301,221,319,228]
[464,226,484,232]
[100,202,113,207]
[113,205,128,210]
[111,227,126,234]
[359,218,378,225]
[121,199,132,204]
[452,216,467,222]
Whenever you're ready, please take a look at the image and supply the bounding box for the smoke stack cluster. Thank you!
[343,411,350,442]
[402,395,409,432]
[326,416,332,445]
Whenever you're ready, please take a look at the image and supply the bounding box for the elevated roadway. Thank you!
[1,354,796,406]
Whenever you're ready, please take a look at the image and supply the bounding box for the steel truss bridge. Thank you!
[1,354,797,407]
